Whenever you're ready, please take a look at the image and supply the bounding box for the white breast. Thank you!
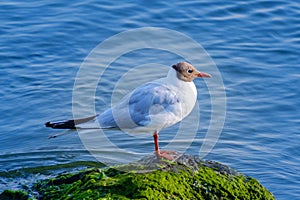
[164,68,197,118]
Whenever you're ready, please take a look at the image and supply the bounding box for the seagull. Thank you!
[45,62,211,160]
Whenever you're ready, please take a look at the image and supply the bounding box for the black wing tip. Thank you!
[44,120,76,129]
[45,115,98,129]
[45,121,53,128]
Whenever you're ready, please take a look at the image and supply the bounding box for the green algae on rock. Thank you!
[30,154,275,200]
[0,189,29,200]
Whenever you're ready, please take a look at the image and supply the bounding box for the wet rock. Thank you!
[1,153,275,200]
[0,189,28,200]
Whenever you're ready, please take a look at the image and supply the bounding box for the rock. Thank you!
[0,189,28,200]
[1,153,275,200]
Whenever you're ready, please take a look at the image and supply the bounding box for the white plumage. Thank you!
[46,62,211,160]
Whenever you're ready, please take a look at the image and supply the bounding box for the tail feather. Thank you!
[45,115,98,129]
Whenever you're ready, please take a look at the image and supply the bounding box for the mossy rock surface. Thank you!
[0,189,29,200]
[1,154,275,200]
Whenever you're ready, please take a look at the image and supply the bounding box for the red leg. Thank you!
[153,131,176,160]
[153,131,159,152]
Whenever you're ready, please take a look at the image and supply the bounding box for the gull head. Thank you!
[172,62,212,82]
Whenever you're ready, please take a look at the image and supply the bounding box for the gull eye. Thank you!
[187,69,193,73]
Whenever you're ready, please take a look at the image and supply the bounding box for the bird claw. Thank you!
[155,150,179,161]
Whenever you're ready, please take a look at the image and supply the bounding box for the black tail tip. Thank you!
[44,120,76,129]
[45,121,53,128]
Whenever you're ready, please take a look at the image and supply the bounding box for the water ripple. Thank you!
[0,0,300,198]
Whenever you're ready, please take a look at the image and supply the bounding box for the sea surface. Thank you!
[0,0,299,199]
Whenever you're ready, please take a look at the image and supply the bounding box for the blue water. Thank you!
[1,0,299,199]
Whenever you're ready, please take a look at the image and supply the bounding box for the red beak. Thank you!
[196,72,212,78]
